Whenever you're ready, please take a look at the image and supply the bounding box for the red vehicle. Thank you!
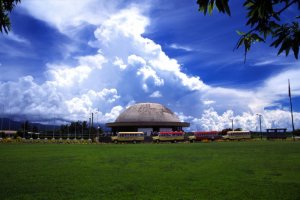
[189,131,221,142]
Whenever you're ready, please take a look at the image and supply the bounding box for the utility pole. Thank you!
[74,122,77,140]
[256,114,262,140]
[23,120,26,139]
[67,123,70,140]
[52,118,55,140]
[44,122,48,140]
[288,79,295,141]
[231,119,234,131]
[88,116,91,141]
[91,112,94,129]
[81,123,84,140]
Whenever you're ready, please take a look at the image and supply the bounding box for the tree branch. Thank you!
[276,0,298,15]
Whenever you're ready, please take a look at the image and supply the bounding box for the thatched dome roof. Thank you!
[115,103,180,123]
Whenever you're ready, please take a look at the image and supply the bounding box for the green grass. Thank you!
[0,141,300,200]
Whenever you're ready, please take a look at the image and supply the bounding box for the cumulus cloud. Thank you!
[180,108,299,131]
[99,105,124,123]
[128,55,146,68]
[46,64,92,87]
[137,66,164,90]
[113,57,127,70]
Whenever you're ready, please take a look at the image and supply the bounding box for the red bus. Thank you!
[189,131,221,142]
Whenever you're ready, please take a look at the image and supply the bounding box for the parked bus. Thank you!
[111,132,145,144]
[222,131,251,140]
[152,131,184,143]
[189,131,222,142]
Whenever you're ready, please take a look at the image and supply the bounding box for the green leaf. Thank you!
[236,30,245,35]
[222,0,231,16]
[197,0,230,16]
[277,41,287,56]
[292,43,299,59]
[244,1,254,8]
[236,37,245,49]
[208,0,214,15]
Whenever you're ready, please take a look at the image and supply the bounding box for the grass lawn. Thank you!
[0,141,299,200]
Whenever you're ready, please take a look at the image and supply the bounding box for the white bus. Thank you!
[111,132,145,144]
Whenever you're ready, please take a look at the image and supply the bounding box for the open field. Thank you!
[0,141,300,200]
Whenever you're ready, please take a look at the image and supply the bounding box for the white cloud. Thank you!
[100,105,124,123]
[128,54,146,68]
[96,7,149,42]
[253,59,276,66]
[78,54,107,70]
[169,43,193,52]
[181,108,300,132]
[137,66,164,87]
[46,64,92,87]
[0,76,64,116]
[203,100,215,105]
[113,57,127,70]
[149,91,162,98]
[20,0,120,35]
[3,32,30,45]
[258,68,300,97]
[65,88,120,117]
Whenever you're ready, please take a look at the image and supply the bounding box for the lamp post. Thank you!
[256,114,262,140]
[52,118,55,140]
[23,120,26,139]
[37,115,41,140]
[59,122,62,141]
[67,123,70,140]
[231,118,234,131]
[59,128,62,141]
[95,110,99,142]
[74,122,77,140]
[44,122,48,141]
[88,116,92,142]
[81,122,84,141]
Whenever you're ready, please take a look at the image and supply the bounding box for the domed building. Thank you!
[106,103,190,135]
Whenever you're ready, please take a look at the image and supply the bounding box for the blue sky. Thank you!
[0,0,299,131]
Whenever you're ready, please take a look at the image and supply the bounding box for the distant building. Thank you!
[0,130,17,138]
[266,128,287,139]
[106,103,190,136]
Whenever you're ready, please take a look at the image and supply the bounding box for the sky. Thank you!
[0,0,299,131]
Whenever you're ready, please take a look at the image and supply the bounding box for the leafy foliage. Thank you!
[234,127,243,131]
[294,129,300,136]
[197,0,300,61]
[221,128,232,135]
[197,0,231,15]
[0,0,21,33]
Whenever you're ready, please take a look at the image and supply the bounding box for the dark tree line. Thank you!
[17,120,103,138]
